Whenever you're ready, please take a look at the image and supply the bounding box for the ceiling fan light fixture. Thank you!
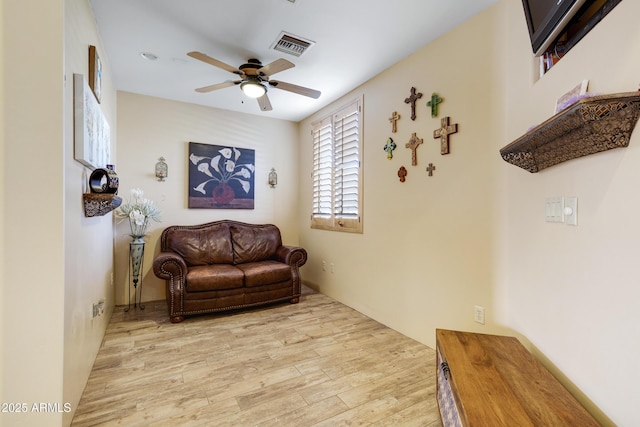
[240,80,267,98]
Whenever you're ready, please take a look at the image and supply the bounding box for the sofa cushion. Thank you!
[230,223,282,264]
[186,264,244,291]
[165,223,233,266]
[236,261,292,287]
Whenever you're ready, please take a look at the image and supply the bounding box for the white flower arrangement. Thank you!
[114,188,161,236]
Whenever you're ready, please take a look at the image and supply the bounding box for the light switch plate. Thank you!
[564,196,578,225]
[545,197,563,222]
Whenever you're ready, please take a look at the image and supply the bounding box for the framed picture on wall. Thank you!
[73,73,110,169]
[88,45,102,103]
[188,142,255,209]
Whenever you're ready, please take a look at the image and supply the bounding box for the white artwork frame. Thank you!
[74,73,110,169]
[555,80,589,114]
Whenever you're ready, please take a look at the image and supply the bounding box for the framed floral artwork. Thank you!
[188,142,255,209]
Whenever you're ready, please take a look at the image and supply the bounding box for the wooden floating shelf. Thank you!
[500,92,640,173]
[83,193,122,217]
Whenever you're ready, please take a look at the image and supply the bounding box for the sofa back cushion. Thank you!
[164,223,233,266]
[230,223,282,264]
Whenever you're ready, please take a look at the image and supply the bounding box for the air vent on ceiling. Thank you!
[270,32,315,57]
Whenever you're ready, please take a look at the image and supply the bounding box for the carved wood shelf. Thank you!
[83,193,122,217]
[500,92,640,173]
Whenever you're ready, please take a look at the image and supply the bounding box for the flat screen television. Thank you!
[522,0,588,56]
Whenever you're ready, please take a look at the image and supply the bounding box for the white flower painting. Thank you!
[188,142,255,209]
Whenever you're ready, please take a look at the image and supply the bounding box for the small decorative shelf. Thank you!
[83,193,122,217]
[500,92,640,173]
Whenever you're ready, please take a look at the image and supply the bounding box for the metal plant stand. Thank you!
[125,235,146,311]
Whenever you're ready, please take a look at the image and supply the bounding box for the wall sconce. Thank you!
[268,168,278,188]
[155,157,168,182]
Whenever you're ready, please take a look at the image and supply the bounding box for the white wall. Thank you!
[502,0,640,425]
[1,0,66,425]
[62,0,118,424]
[114,92,300,304]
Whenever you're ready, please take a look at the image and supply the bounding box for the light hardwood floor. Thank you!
[72,287,443,426]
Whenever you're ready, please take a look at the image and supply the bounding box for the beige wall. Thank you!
[298,4,508,352]
[2,0,66,425]
[2,0,117,425]
[62,0,118,424]
[3,0,639,425]
[114,92,300,304]
[0,0,5,408]
[299,1,639,425]
[502,0,640,425]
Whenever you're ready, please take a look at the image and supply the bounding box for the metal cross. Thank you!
[433,116,458,155]
[404,87,423,121]
[426,163,436,176]
[427,93,443,118]
[388,111,400,133]
[405,132,423,166]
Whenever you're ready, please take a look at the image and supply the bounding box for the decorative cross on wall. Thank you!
[405,132,423,166]
[404,87,423,121]
[427,93,443,118]
[426,163,436,176]
[398,166,407,182]
[388,111,400,133]
[384,137,397,160]
[433,116,459,155]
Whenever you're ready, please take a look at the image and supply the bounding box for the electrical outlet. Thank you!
[330,263,335,273]
[92,300,106,318]
[322,260,326,271]
[474,305,485,324]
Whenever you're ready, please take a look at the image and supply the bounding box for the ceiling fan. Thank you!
[187,51,321,111]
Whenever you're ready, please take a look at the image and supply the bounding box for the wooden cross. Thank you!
[384,137,397,160]
[388,111,400,133]
[427,93,443,117]
[433,116,458,155]
[398,166,407,182]
[404,87,422,121]
[426,163,436,176]
[405,132,423,166]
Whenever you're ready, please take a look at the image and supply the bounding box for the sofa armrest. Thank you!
[276,245,308,268]
[153,251,189,323]
[152,251,188,280]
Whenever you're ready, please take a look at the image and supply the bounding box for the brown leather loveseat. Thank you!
[152,220,307,323]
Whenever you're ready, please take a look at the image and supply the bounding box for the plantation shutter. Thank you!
[333,102,360,218]
[311,97,362,233]
[312,116,332,218]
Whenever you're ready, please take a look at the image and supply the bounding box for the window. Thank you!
[311,97,363,233]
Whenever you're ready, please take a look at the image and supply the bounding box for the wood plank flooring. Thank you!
[72,287,443,426]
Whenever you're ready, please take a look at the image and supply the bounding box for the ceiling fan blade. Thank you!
[187,51,241,75]
[257,93,273,111]
[269,80,321,99]
[258,58,294,77]
[195,80,240,93]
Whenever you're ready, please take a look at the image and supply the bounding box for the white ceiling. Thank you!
[89,0,499,122]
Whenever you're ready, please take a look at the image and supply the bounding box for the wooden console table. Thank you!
[436,329,600,426]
